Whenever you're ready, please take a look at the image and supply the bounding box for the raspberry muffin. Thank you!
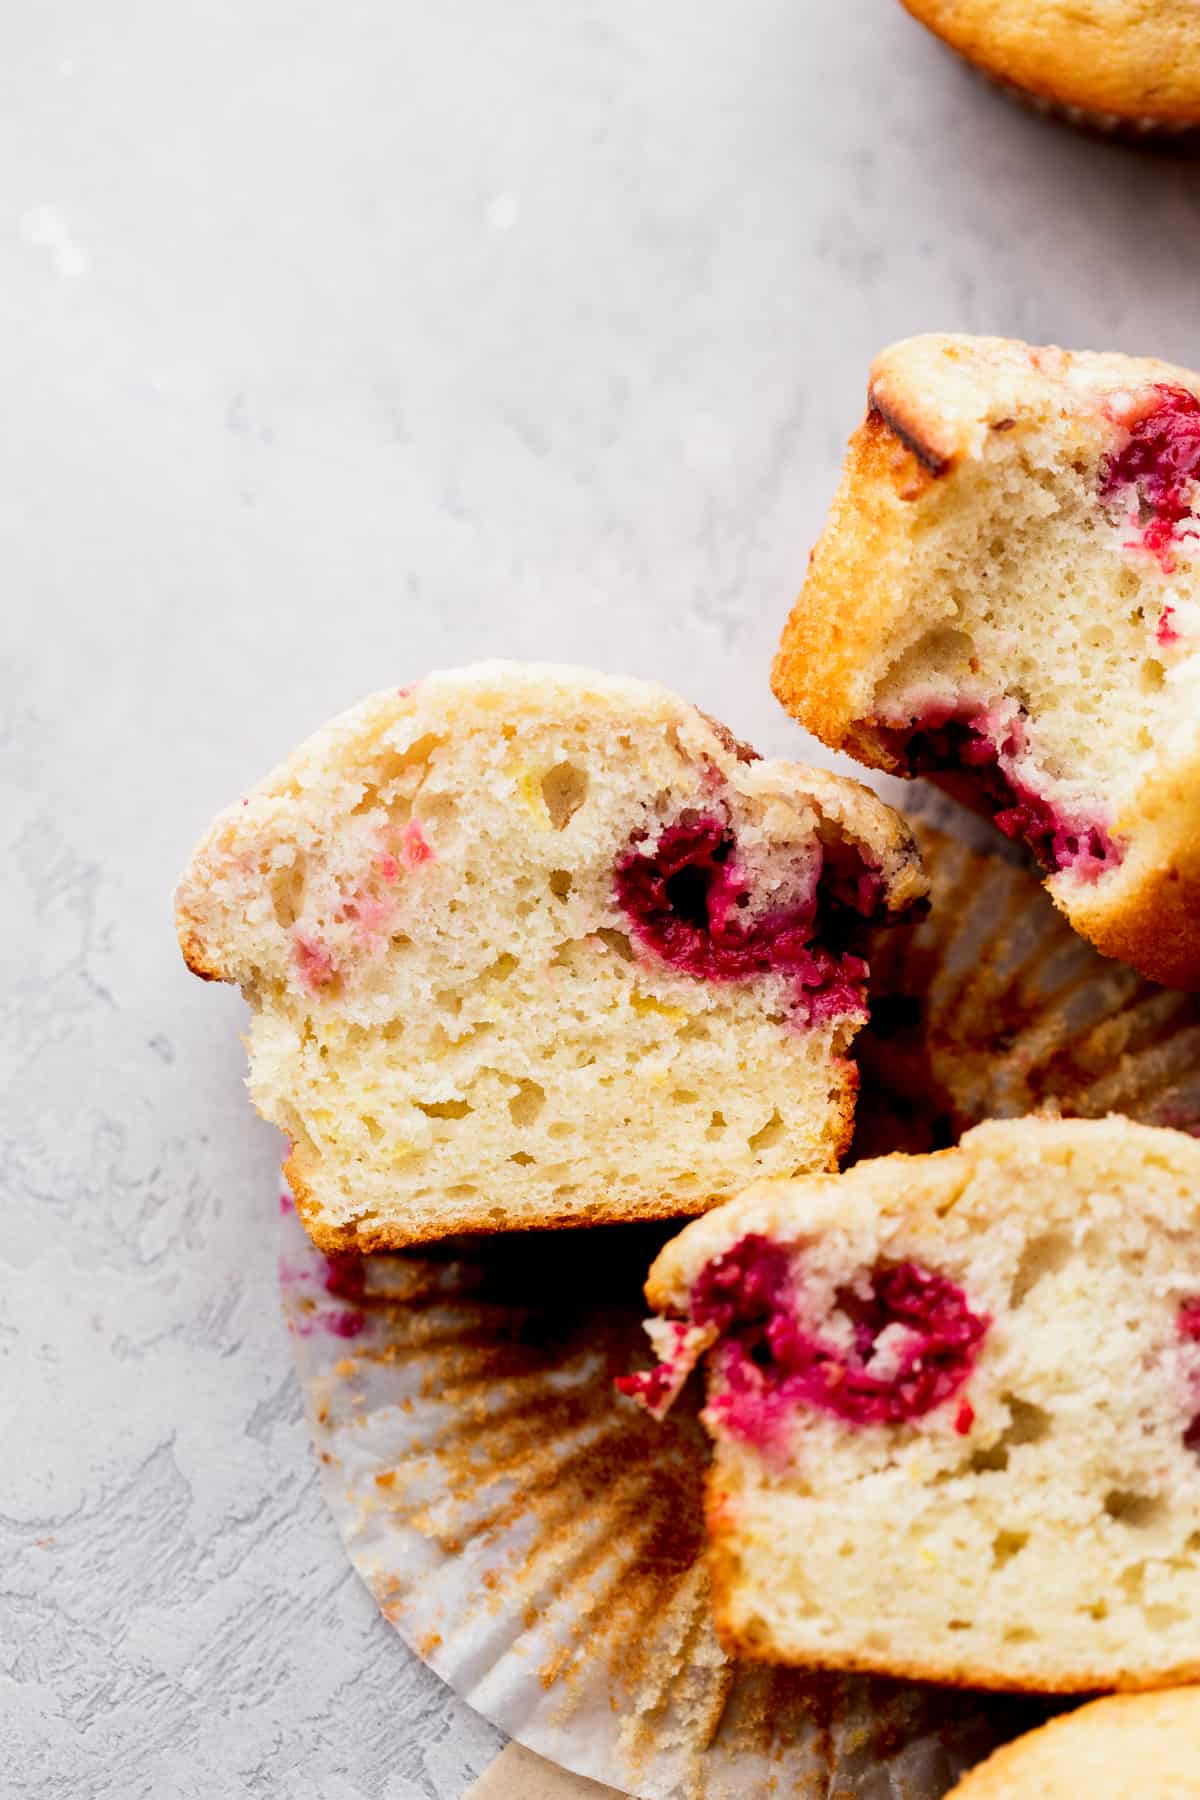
[177,663,926,1251]
[623,1116,1200,1691]
[900,0,1200,134]
[773,334,1200,991]
[947,1688,1200,1796]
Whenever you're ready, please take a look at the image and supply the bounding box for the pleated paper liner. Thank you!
[976,70,1200,144]
[281,805,1198,1799]
[938,41,1200,144]
[281,1206,1041,1800]
[855,810,1200,1158]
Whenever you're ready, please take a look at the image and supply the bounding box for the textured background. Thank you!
[3,2,1198,1796]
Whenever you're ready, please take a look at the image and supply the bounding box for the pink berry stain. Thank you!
[289,819,435,987]
[1180,1299,1200,1452]
[613,815,880,1024]
[614,1320,717,1418]
[639,1234,989,1453]
[278,1244,368,1339]
[293,933,336,991]
[322,1254,367,1339]
[1101,384,1200,575]
[341,891,392,945]
[889,708,1121,882]
[1157,606,1181,647]
[398,818,435,868]
[615,1358,679,1415]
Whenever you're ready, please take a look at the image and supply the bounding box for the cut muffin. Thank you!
[899,0,1200,135]
[947,1687,1200,1797]
[177,662,926,1251]
[772,333,1200,990]
[623,1115,1200,1691]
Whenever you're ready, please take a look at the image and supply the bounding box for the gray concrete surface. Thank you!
[3,1,1197,1794]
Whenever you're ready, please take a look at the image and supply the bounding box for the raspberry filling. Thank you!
[613,815,883,1024]
[1101,384,1200,575]
[618,1356,681,1415]
[614,1319,718,1418]
[885,710,1121,882]
[623,1233,989,1450]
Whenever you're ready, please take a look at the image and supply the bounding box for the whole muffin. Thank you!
[900,0,1200,133]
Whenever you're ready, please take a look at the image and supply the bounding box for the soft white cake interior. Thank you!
[177,664,921,1247]
[869,423,1200,850]
[650,1118,1200,1690]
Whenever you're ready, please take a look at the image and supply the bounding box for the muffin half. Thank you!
[625,1116,1200,1691]
[773,334,1200,989]
[177,662,926,1249]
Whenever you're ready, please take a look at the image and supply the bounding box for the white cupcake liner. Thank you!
[969,60,1200,141]
[280,1198,1046,1798]
[857,809,1200,1157]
